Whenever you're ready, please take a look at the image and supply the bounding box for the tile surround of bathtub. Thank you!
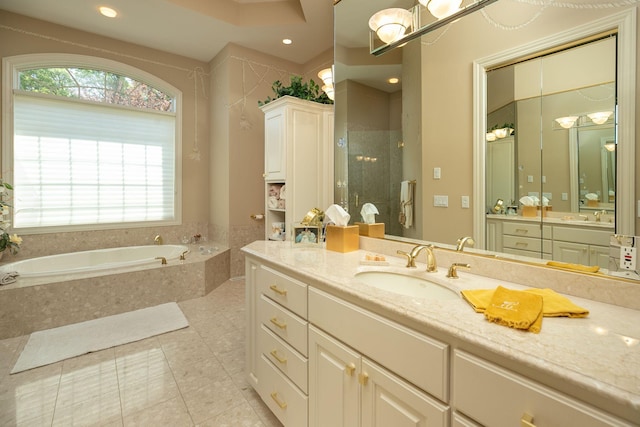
[0,245,230,340]
[229,223,264,278]
[359,236,640,310]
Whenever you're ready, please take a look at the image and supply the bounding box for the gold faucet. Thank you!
[594,210,607,222]
[154,235,163,245]
[180,251,188,261]
[456,236,475,252]
[397,244,437,272]
[447,263,470,278]
[155,256,167,265]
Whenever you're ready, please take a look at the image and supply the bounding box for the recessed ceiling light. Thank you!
[282,39,293,45]
[99,6,118,18]
[388,77,399,84]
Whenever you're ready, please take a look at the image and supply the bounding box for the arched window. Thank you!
[2,54,182,232]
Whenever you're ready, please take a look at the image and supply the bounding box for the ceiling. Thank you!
[0,0,334,64]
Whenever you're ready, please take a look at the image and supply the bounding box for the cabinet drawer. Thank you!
[503,222,551,238]
[258,294,308,356]
[309,288,449,402]
[553,226,611,246]
[257,354,308,427]
[453,350,632,427]
[503,235,551,253]
[258,324,308,393]
[257,265,308,318]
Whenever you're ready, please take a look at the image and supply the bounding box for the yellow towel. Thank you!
[484,286,543,333]
[546,261,600,274]
[461,287,589,318]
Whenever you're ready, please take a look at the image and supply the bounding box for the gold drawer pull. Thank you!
[269,284,287,296]
[270,349,287,364]
[345,363,356,376]
[270,391,287,409]
[515,228,529,234]
[520,413,535,427]
[358,372,369,386]
[515,242,528,247]
[270,317,287,330]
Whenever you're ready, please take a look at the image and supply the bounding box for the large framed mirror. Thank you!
[334,0,637,278]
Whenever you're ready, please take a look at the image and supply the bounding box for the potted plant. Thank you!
[258,75,333,106]
[0,179,21,257]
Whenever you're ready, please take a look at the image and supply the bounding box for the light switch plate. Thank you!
[434,195,448,207]
[433,167,441,179]
[461,195,470,208]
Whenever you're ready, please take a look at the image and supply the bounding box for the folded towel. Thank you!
[0,271,19,286]
[546,261,600,273]
[484,286,543,333]
[461,287,589,318]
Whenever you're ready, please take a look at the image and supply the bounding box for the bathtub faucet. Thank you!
[155,256,167,265]
[154,235,163,245]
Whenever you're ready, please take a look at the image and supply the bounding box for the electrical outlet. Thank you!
[621,246,637,270]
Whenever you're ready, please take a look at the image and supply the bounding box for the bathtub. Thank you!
[0,244,189,278]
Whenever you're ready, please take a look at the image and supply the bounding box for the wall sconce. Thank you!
[318,67,335,101]
[587,111,613,125]
[419,0,462,20]
[368,8,413,44]
[555,116,579,129]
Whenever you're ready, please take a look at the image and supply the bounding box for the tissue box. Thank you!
[522,206,537,217]
[325,225,359,253]
[587,200,599,207]
[537,206,552,217]
[355,222,385,238]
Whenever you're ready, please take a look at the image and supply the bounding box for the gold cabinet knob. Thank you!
[520,413,536,427]
[345,363,356,376]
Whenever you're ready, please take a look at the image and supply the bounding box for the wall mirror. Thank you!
[334,0,637,278]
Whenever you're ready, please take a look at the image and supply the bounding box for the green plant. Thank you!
[258,75,333,106]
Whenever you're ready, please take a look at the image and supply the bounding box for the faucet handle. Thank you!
[180,251,188,261]
[447,263,470,279]
[397,250,416,268]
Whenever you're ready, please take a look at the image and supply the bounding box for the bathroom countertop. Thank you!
[486,213,615,229]
[242,240,640,422]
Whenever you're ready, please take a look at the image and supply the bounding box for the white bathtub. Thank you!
[0,245,189,278]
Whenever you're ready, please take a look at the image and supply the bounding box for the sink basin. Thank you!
[355,271,459,300]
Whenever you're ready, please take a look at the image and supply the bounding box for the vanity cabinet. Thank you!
[308,290,449,427]
[486,217,612,267]
[260,96,334,241]
[452,350,633,426]
[246,261,309,426]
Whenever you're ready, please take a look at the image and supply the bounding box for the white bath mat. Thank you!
[11,302,189,374]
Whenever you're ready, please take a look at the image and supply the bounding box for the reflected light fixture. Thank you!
[486,132,497,142]
[368,8,413,44]
[419,0,462,19]
[493,128,508,138]
[388,77,400,84]
[587,111,613,125]
[98,6,118,18]
[555,116,579,129]
[318,68,334,101]
[604,141,616,151]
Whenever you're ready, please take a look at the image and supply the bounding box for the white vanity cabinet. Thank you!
[452,350,634,427]
[308,287,449,427]
[246,260,309,427]
[260,96,334,241]
[552,226,610,268]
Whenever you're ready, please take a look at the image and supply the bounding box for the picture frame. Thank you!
[292,223,321,246]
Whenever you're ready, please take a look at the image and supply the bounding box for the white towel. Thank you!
[400,181,413,229]
[0,271,19,286]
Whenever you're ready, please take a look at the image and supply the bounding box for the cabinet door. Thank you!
[553,240,591,265]
[264,111,286,180]
[590,245,610,269]
[309,325,360,427]
[361,358,449,427]
[245,259,259,388]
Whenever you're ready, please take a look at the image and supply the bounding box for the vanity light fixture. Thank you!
[98,6,118,18]
[604,141,616,151]
[587,111,613,125]
[555,116,579,129]
[486,132,497,142]
[318,67,335,101]
[493,128,509,138]
[368,8,413,44]
[419,0,463,20]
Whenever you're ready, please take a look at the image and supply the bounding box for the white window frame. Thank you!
[2,53,183,234]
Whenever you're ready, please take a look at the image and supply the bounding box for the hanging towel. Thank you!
[484,286,544,333]
[400,180,413,228]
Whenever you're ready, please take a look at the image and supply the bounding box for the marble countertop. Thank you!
[242,240,640,422]
[486,213,615,229]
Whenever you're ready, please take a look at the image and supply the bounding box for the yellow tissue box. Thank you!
[355,222,385,238]
[587,199,599,207]
[325,225,359,253]
[522,206,537,217]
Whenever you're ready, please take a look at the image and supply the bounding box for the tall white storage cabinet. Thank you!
[260,96,334,241]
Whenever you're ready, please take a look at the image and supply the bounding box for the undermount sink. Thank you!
[355,271,459,300]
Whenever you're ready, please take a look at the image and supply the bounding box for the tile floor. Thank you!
[0,278,283,426]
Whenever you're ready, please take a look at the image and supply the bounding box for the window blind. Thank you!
[13,92,176,229]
